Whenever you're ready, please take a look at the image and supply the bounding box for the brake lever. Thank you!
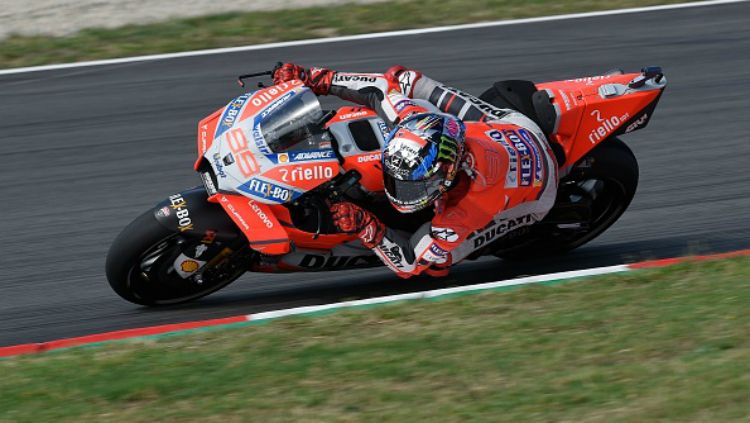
[237,70,272,87]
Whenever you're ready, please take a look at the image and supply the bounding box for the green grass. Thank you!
[1,256,748,422]
[0,0,701,69]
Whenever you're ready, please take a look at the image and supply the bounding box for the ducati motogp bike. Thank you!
[106,65,666,305]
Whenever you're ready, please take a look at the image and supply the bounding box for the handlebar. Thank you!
[237,62,284,87]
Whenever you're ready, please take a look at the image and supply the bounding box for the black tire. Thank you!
[496,138,639,258]
[105,209,244,306]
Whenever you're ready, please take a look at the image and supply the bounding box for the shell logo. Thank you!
[278,153,289,163]
[180,260,200,273]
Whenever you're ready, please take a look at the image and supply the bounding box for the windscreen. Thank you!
[258,88,329,153]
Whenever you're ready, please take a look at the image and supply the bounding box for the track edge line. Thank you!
[0,0,747,76]
[2,248,749,358]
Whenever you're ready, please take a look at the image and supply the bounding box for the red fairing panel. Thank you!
[195,109,222,170]
[537,72,664,168]
[210,193,291,255]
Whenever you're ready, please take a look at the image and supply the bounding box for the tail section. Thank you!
[536,67,666,170]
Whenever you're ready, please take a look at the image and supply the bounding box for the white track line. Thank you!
[5,247,750,357]
[249,264,630,321]
[0,0,747,76]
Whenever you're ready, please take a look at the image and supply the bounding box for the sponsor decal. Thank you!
[298,254,378,269]
[565,75,613,86]
[290,149,335,161]
[384,135,422,177]
[180,259,200,273]
[384,163,411,178]
[212,153,227,178]
[333,74,377,84]
[472,215,535,248]
[588,110,630,144]
[378,242,405,269]
[157,206,171,218]
[429,243,449,258]
[432,85,508,120]
[338,110,370,121]
[279,164,335,182]
[238,178,296,203]
[247,199,275,229]
[486,129,503,142]
[422,243,449,263]
[260,91,294,119]
[252,123,274,156]
[398,71,413,95]
[376,120,390,138]
[357,153,382,163]
[194,244,209,259]
[431,227,459,243]
[224,199,250,231]
[215,93,252,138]
[169,194,193,232]
[625,113,648,133]
[558,90,571,111]
[518,129,544,187]
[386,137,422,166]
[277,152,289,163]
[251,124,271,155]
[504,130,533,187]
[199,123,210,153]
[227,128,261,177]
[249,81,300,108]
[437,136,459,162]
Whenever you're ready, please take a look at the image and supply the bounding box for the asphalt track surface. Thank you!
[1,2,749,347]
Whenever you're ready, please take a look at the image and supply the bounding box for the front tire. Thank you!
[105,209,245,306]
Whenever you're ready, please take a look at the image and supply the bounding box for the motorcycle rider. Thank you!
[273,63,558,278]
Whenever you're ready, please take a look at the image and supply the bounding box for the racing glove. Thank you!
[272,63,334,95]
[330,202,385,249]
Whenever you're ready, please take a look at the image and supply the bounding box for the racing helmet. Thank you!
[382,113,466,213]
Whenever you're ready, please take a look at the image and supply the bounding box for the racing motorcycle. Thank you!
[106,65,666,305]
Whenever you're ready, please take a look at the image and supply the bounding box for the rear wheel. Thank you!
[105,209,247,306]
[495,138,639,258]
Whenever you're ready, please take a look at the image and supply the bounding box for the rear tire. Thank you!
[105,209,244,306]
[496,138,639,258]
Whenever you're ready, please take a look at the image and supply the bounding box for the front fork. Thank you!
[153,186,248,280]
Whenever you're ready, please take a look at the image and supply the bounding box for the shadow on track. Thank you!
[140,235,750,314]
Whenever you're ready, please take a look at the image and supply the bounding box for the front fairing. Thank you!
[202,83,340,205]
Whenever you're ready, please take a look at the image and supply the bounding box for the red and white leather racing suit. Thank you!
[309,66,558,278]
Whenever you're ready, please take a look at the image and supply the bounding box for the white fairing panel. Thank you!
[204,85,341,205]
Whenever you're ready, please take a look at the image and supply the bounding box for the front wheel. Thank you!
[105,209,247,306]
[495,138,639,258]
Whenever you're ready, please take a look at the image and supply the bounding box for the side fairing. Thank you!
[274,240,379,272]
[327,106,389,193]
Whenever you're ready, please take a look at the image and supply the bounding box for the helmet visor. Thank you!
[383,168,446,212]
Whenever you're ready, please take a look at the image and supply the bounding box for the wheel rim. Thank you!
[558,176,630,248]
[126,234,244,305]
